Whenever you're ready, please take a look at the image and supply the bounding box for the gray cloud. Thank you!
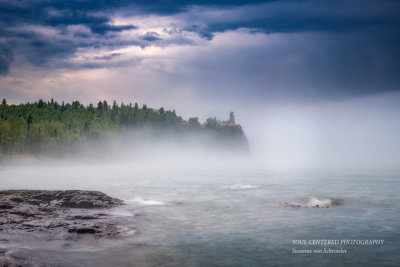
[0,45,14,75]
[95,53,122,61]
[142,32,161,42]
[152,29,399,103]
[0,0,399,102]
[0,0,137,70]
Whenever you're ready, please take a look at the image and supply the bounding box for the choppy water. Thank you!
[0,163,399,266]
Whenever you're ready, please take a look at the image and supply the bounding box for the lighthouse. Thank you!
[222,111,235,126]
[229,111,235,125]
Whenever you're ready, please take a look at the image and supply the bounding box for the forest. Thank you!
[0,99,222,156]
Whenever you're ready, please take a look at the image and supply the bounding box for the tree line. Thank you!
[0,99,225,156]
[0,98,222,156]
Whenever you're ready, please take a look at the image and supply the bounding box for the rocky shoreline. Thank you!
[0,190,130,265]
[0,190,125,237]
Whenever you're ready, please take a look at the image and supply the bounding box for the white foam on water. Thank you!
[109,210,135,217]
[223,184,260,190]
[281,197,334,208]
[306,197,332,208]
[128,197,164,206]
[125,229,136,236]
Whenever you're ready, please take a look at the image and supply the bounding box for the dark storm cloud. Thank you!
[0,0,137,69]
[183,30,400,102]
[0,45,13,75]
[214,1,399,34]
[0,1,134,34]
[142,32,161,42]
[0,0,264,36]
[122,0,400,38]
[0,0,399,100]
[172,0,400,99]
[0,28,77,68]
[1,0,398,64]
[95,53,122,61]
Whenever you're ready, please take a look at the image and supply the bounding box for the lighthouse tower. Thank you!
[222,111,236,126]
[229,111,235,125]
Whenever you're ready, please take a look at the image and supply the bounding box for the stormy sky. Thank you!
[1,0,399,168]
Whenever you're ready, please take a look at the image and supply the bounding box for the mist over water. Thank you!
[241,92,400,170]
[1,0,399,264]
[0,160,399,266]
[30,91,399,172]
[1,92,400,266]
[29,124,251,171]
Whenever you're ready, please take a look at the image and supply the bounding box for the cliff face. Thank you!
[119,124,250,153]
[218,125,249,152]
[153,124,250,153]
[12,123,251,158]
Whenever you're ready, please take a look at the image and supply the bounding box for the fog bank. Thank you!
[243,92,400,170]
[1,92,399,172]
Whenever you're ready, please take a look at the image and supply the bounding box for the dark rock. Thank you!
[219,125,249,151]
[0,256,30,267]
[10,197,24,203]
[70,215,98,220]
[0,202,13,209]
[0,190,125,239]
[68,227,99,234]
[0,190,134,266]
[0,190,122,208]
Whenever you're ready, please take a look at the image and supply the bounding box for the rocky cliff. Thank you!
[217,125,249,152]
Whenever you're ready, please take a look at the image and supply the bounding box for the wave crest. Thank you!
[128,197,164,206]
[282,197,344,208]
[223,184,260,190]
[307,197,331,207]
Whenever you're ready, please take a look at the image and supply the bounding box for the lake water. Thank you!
[0,162,399,266]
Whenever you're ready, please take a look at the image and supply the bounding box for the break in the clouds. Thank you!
[0,0,399,105]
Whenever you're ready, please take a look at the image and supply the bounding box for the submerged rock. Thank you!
[0,190,125,240]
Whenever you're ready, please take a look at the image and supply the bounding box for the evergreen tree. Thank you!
[188,117,200,127]
[27,114,32,130]
[112,100,118,110]
[0,98,222,156]
[97,101,103,112]
[205,117,219,129]
[38,99,44,108]
[103,100,109,110]
[88,104,94,112]
[159,107,165,121]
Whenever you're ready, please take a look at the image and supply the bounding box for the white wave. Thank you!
[108,210,135,217]
[126,229,136,236]
[223,184,260,190]
[129,197,164,206]
[306,197,332,208]
[282,197,332,208]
